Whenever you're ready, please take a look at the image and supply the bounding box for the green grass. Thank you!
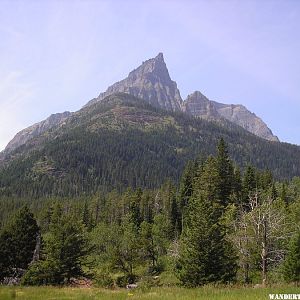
[0,285,299,300]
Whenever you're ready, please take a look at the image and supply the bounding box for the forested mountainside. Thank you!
[0,93,299,198]
[1,139,300,288]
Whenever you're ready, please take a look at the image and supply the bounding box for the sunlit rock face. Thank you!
[87,53,183,112]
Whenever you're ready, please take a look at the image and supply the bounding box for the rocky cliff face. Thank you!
[86,53,183,111]
[213,102,279,141]
[182,91,219,119]
[1,53,279,157]
[184,91,279,141]
[3,111,72,154]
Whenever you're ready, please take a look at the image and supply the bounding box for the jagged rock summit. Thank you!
[183,91,279,142]
[86,53,278,141]
[2,53,279,156]
[87,53,183,111]
[182,91,219,119]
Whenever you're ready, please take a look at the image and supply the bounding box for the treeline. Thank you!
[2,94,300,199]
[0,139,300,287]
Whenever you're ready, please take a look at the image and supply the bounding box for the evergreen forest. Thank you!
[1,139,300,288]
[1,94,300,199]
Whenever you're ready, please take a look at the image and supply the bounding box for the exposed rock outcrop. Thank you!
[213,102,279,141]
[182,91,219,119]
[184,91,279,142]
[1,53,279,157]
[3,111,72,154]
[86,53,183,111]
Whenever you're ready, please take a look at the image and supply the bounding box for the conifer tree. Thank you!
[47,214,89,283]
[243,165,257,201]
[283,231,300,283]
[216,138,234,207]
[0,206,39,281]
[140,221,157,270]
[140,214,172,274]
[82,200,90,228]
[0,229,12,280]
[176,194,237,286]
[178,160,196,214]
[23,203,89,285]
[118,214,140,279]
[176,156,237,286]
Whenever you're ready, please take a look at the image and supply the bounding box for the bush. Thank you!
[138,275,161,292]
[21,261,60,285]
[147,258,166,275]
[115,274,138,287]
[93,272,114,288]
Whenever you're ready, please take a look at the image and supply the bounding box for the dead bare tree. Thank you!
[232,192,293,286]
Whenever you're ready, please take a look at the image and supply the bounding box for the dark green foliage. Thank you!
[176,153,237,286]
[216,138,234,207]
[115,274,138,287]
[140,214,172,274]
[2,93,300,198]
[242,165,257,200]
[176,195,237,286]
[177,160,198,233]
[140,221,156,269]
[23,203,89,285]
[0,229,12,280]
[0,132,299,287]
[0,206,39,281]
[93,271,114,288]
[283,231,300,283]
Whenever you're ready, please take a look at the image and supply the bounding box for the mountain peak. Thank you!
[183,92,279,142]
[87,53,183,111]
[183,91,219,118]
[155,52,164,61]
[128,52,171,85]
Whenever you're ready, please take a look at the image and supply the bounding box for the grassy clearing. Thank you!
[0,285,299,300]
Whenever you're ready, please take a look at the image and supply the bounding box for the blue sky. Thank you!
[0,0,300,150]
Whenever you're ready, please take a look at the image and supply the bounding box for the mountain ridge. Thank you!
[1,53,279,156]
[1,92,300,198]
[182,91,279,142]
[86,53,183,111]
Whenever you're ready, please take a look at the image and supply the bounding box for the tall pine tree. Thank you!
[176,155,237,286]
[283,231,300,283]
[0,206,39,281]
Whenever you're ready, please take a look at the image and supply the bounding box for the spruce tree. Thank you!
[0,206,39,281]
[23,203,89,285]
[176,156,237,286]
[216,138,234,207]
[178,160,197,232]
[47,215,89,283]
[0,229,12,280]
[140,221,157,271]
[243,165,257,201]
[119,213,140,279]
[178,160,196,211]
[140,214,172,274]
[283,232,300,283]
[176,194,236,286]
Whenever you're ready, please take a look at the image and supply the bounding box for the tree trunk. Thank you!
[261,218,267,286]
